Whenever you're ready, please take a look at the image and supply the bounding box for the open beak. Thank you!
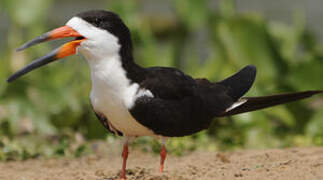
[7,26,86,82]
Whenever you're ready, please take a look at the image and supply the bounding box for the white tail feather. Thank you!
[225,99,247,112]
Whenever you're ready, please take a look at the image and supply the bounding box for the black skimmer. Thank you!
[7,10,323,179]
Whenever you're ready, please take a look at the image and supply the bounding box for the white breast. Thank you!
[87,56,154,137]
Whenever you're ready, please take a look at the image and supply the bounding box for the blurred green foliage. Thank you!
[1,0,323,160]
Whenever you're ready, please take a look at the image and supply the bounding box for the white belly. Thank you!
[90,89,154,137]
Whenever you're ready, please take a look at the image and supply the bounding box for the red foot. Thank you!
[120,143,128,179]
[160,145,167,172]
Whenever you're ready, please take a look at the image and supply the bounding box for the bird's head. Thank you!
[7,10,132,82]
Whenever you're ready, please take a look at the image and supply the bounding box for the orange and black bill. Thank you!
[16,26,81,51]
[7,26,85,82]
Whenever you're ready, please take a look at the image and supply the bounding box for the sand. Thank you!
[0,147,323,180]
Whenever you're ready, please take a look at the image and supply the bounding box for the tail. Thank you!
[217,65,257,101]
[219,90,323,117]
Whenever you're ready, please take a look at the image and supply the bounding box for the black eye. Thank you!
[94,18,101,27]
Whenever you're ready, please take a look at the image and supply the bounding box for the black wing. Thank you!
[129,66,257,137]
[217,65,256,101]
[219,90,323,117]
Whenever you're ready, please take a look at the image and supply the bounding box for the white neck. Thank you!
[85,54,138,108]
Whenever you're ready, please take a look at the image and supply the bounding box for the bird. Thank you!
[7,10,323,179]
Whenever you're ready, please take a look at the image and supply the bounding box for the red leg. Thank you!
[120,141,129,179]
[160,144,167,172]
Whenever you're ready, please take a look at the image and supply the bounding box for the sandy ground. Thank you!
[0,147,323,180]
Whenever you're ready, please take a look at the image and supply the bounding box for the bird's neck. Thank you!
[86,54,138,108]
[81,43,145,80]
[119,40,146,83]
[85,52,145,83]
[119,55,146,83]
